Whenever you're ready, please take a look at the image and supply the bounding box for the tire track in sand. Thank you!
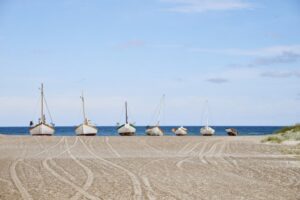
[66,137,99,200]
[42,137,100,200]
[9,137,33,200]
[198,142,210,164]
[222,142,240,170]
[137,138,173,199]
[32,136,65,157]
[32,136,76,181]
[105,137,121,158]
[177,142,192,154]
[141,176,156,200]
[140,138,165,156]
[79,137,143,200]
[176,143,200,169]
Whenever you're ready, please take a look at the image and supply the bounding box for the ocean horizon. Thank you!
[0,126,282,136]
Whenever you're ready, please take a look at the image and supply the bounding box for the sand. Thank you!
[0,135,299,200]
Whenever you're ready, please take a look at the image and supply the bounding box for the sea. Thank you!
[0,126,281,136]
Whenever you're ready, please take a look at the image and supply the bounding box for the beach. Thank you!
[0,135,299,200]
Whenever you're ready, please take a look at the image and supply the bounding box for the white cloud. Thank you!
[160,0,253,13]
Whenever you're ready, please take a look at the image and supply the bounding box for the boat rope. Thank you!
[117,102,125,125]
[32,95,40,122]
[44,95,54,124]
[149,94,165,126]
[201,100,213,127]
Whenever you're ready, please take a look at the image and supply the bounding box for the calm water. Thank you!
[0,126,281,136]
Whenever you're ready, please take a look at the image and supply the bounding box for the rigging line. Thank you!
[207,101,214,126]
[149,101,158,125]
[200,100,206,126]
[157,94,165,125]
[149,94,165,126]
[43,95,54,124]
[162,94,166,124]
[127,102,130,123]
[118,102,125,124]
[32,95,40,121]
[150,97,161,124]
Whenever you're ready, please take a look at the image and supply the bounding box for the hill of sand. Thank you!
[0,135,299,200]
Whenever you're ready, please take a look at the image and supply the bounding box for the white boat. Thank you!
[145,95,165,136]
[201,126,215,136]
[117,101,136,136]
[75,93,98,136]
[172,126,188,136]
[200,100,215,136]
[146,125,164,136]
[29,84,55,136]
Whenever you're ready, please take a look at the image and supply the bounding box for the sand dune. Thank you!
[0,135,299,200]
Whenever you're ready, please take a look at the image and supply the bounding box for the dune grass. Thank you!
[262,124,300,144]
[274,124,300,134]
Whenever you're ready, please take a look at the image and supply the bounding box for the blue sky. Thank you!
[0,0,299,126]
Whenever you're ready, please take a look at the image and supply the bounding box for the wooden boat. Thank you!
[145,95,165,136]
[75,93,98,136]
[201,126,215,136]
[29,83,55,136]
[172,126,188,136]
[117,101,136,136]
[226,128,238,136]
[146,125,164,136]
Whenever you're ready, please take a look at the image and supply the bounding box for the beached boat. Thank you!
[117,101,136,136]
[200,100,215,136]
[226,128,238,136]
[172,126,188,136]
[201,126,215,136]
[146,95,165,136]
[75,93,98,136]
[29,84,55,136]
[146,125,164,136]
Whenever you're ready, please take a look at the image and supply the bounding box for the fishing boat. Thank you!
[172,126,188,136]
[200,100,215,136]
[75,93,98,136]
[145,95,165,136]
[29,83,55,136]
[201,126,215,136]
[226,128,238,136]
[117,101,136,136]
[146,125,164,136]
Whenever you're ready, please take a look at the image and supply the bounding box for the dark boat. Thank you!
[226,128,238,136]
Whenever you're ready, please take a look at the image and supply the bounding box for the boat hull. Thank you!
[118,124,136,136]
[226,128,238,136]
[174,127,188,136]
[75,124,98,136]
[146,126,164,136]
[200,126,215,136]
[30,123,55,136]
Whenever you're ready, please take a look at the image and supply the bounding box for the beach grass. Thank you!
[262,124,300,144]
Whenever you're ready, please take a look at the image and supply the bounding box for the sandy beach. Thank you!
[0,135,299,200]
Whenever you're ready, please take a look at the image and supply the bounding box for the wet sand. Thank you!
[0,135,299,200]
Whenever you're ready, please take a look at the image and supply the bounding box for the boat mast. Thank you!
[81,92,87,124]
[156,94,165,126]
[41,83,44,123]
[125,101,128,124]
[205,100,208,127]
